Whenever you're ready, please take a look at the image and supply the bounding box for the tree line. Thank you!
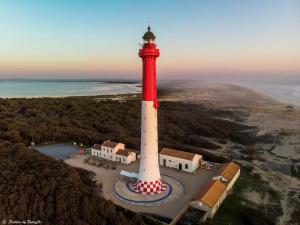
[0,95,262,225]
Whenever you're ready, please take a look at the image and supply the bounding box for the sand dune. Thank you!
[159,81,300,225]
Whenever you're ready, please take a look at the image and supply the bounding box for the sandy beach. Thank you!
[159,81,300,225]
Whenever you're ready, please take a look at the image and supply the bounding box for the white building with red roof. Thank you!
[190,180,227,219]
[91,140,136,164]
[159,148,202,173]
[190,161,240,219]
[212,161,240,191]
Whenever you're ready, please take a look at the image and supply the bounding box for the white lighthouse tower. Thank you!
[134,27,165,195]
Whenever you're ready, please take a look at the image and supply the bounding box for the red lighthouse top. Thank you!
[139,26,160,108]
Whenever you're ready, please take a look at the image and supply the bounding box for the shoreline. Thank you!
[0,93,141,99]
[0,82,141,99]
[0,79,140,83]
[0,80,299,107]
[159,81,300,110]
[225,81,300,107]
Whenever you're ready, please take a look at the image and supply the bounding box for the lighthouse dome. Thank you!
[143,26,156,42]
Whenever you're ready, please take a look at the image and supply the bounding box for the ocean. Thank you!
[221,78,300,106]
[0,78,299,106]
[0,80,141,98]
[232,81,300,106]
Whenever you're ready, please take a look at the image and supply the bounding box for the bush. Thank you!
[0,142,146,225]
[242,208,274,225]
[0,97,255,150]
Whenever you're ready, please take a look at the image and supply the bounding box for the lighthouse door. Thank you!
[179,163,182,170]
[163,159,166,166]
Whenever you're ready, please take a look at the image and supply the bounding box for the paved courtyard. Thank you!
[114,174,185,206]
[65,155,215,219]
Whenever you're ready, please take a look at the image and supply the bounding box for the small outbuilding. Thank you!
[91,140,136,164]
[159,148,202,173]
[190,180,227,219]
[115,148,137,164]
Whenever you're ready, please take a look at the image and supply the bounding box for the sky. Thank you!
[0,0,299,80]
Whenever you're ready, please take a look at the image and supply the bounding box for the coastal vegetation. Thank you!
[0,95,267,225]
[0,141,147,225]
[0,95,256,151]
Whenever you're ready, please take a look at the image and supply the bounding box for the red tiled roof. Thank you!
[192,180,227,208]
[116,148,137,157]
[160,148,196,161]
[217,162,240,181]
[101,140,119,148]
[125,148,137,153]
[116,149,130,157]
[92,144,102,150]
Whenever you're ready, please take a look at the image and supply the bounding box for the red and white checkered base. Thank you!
[133,179,167,195]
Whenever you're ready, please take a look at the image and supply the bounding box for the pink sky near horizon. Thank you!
[0,0,299,79]
[1,50,299,79]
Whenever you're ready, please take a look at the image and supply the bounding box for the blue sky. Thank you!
[0,0,299,79]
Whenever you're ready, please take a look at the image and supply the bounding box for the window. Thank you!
[185,164,188,169]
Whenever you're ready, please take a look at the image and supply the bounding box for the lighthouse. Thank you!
[135,26,165,194]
